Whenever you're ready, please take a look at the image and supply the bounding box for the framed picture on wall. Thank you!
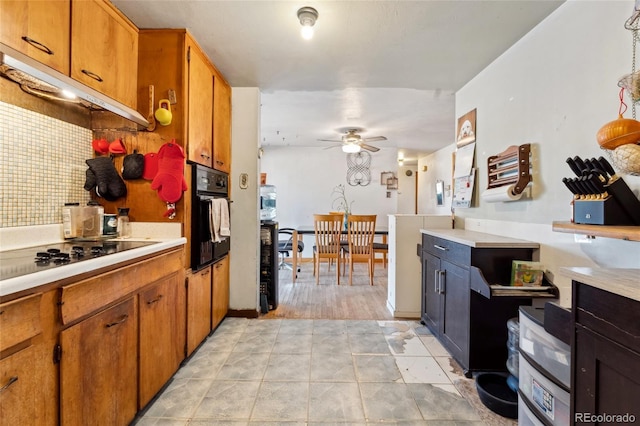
[386,177,398,190]
[436,180,444,206]
[456,108,476,147]
[380,171,394,185]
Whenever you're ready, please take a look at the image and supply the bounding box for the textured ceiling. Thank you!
[113,0,565,161]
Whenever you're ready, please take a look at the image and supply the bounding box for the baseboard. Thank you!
[226,309,259,318]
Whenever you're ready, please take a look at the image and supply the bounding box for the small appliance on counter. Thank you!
[62,202,104,239]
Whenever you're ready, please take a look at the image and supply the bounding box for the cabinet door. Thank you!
[187,42,213,167]
[440,260,470,364]
[71,0,138,108]
[0,345,52,425]
[212,75,231,173]
[573,325,640,424]
[212,255,230,329]
[0,0,70,74]
[421,252,440,333]
[187,266,212,355]
[139,271,184,408]
[60,297,138,426]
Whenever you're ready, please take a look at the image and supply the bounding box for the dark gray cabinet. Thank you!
[420,232,554,376]
[571,281,640,425]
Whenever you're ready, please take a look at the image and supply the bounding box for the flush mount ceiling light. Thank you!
[297,6,318,40]
[342,143,361,153]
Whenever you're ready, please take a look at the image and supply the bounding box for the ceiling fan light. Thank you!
[342,144,361,153]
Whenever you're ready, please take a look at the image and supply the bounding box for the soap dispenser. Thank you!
[117,207,131,239]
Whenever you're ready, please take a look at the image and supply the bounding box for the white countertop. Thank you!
[0,237,186,297]
[420,228,540,249]
[560,267,640,303]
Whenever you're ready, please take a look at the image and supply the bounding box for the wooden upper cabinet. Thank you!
[0,0,71,74]
[70,0,138,109]
[187,42,214,168]
[213,75,231,173]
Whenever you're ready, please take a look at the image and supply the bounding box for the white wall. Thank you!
[260,146,399,258]
[428,1,640,306]
[418,144,456,215]
[229,88,261,312]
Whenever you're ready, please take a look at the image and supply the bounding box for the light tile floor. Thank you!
[134,318,512,425]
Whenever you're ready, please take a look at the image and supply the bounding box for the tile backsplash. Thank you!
[0,101,92,228]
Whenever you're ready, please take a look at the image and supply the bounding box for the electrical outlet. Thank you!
[239,173,249,189]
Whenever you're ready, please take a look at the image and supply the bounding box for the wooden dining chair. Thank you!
[342,214,377,286]
[312,214,344,285]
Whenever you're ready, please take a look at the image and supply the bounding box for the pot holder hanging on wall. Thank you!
[122,150,144,180]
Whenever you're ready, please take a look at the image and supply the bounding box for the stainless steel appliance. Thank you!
[0,240,158,281]
[190,163,230,271]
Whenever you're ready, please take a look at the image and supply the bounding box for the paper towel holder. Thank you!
[486,143,532,196]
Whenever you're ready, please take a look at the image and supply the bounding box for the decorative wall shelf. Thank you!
[552,221,640,242]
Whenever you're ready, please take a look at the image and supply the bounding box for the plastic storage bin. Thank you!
[519,307,570,388]
[519,353,570,425]
[507,317,519,378]
[518,394,545,426]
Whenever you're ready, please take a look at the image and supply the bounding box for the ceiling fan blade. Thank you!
[362,136,387,143]
[323,144,341,150]
[360,143,380,152]
[318,138,342,142]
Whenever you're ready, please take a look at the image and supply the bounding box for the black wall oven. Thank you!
[190,163,230,271]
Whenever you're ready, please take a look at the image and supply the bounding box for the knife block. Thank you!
[605,178,640,225]
[573,197,635,225]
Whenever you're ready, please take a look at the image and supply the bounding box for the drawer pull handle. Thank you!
[147,295,164,305]
[201,269,210,276]
[0,310,4,315]
[81,69,104,82]
[433,244,448,251]
[0,377,18,393]
[21,36,53,55]
[105,314,128,328]
[216,160,224,165]
[201,152,211,159]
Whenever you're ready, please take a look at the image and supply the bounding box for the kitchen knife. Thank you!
[583,158,608,183]
[573,156,588,174]
[596,156,619,181]
[575,177,594,199]
[562,177,580,198]
[566,157,583,177]
[587,174,608,198]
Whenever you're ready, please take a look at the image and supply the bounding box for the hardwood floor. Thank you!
[263,261,394,320]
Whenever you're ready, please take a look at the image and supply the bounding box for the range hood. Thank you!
[0,42,149,127]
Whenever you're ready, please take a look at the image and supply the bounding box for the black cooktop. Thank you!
[0,240,158,281]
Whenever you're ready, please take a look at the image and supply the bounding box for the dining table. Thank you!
[290,226,388,283]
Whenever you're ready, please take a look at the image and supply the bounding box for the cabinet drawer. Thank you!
[574,282,640,353]
[422,234,470,266]
[0,293,42,352]
[59,249,182,325]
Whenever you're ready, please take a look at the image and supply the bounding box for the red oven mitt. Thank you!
[150,141,188,203]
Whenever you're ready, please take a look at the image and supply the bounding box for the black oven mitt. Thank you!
[84,157,127,201]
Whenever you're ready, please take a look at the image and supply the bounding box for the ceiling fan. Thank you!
[318,128,387,153]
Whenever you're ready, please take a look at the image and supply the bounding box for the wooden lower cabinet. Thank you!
[186,266,212,356]
[212,255,230,330]
[0,291,57,425]
[60,297,138,426]
[138,270,185,409]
